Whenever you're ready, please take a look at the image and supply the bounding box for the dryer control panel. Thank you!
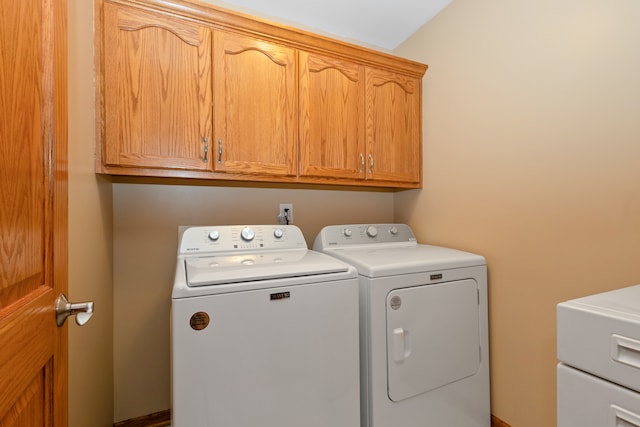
[313,224,417,248]
[179,225,307,254]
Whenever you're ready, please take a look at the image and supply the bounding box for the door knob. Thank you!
[55,294,94,327]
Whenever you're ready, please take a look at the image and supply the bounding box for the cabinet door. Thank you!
[299,51,365,180]
[102,3,213,171]
[214,32,297,176]
[366,68,422,184]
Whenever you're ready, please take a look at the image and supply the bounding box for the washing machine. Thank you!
[171,225,360,427]
[313,224,491,427]
[557,285,640,426]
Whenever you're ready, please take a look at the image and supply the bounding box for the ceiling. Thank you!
[215,0,453,50]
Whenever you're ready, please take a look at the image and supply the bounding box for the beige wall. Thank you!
[68,0,114,426]
[395,0,640,426]
[68,0,640,425]
[107,1,397,421]
[112,184,393,421]
[69,0,393,423]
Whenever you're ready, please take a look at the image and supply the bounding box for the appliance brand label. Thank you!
[390,295,402,310]
[190,312,210,331]
[430,273,443,280]
[270,291,290,301]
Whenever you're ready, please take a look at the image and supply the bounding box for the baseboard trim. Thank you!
[113,410,171,427]
[114,409,507,427]
[491,414,512,427]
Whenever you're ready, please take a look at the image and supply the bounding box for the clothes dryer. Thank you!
[314,224,491,427]
[172,225,360,427]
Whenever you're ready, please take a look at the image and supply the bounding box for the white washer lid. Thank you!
[185,249,350,286]
[323,244,485,278]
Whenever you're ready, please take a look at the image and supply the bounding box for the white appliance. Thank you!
[557,285,640,426]
[171,225,360,427]
[313,224,491,427]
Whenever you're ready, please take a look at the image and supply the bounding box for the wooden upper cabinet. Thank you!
[213,31,297,176]
[96,0,427,187]
[366,68,422,184]
[102,2,213,171]
[299,51,365,180]
[300,54,422,185]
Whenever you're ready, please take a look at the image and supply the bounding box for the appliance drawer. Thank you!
[557,284,640,393]
[558,363,640,427]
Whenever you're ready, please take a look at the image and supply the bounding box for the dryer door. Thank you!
[386,279,481,402]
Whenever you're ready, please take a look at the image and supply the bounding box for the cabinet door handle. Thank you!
[359,153,365,173]
[217,139,223,164]
[369,153,374,174]
[203,137,209,163]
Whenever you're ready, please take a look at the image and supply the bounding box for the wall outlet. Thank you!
[279,203,293,224]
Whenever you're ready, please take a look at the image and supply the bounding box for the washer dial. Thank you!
[240,227,255,241]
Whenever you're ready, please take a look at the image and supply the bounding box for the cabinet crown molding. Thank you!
[104,0,428,77]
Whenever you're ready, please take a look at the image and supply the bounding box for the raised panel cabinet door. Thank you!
[0,0,68,425]
[102,2,213,171]
[365,68,422,184]
[214,31,297,176]
[299,51,365,180]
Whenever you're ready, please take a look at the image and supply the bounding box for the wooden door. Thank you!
[365,68,422,184]
[299,51,365,180]
[213,31,297,177]
[102,2,213,171]
[0,0,68,426]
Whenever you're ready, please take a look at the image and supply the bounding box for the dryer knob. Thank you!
[273,228,284,239]
[389,226,399,236]
[366,225,378,238]
[343,228,352,237]
[208,230,220,241]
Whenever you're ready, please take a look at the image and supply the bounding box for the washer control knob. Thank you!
[343,228,352,237]
[273,228,284,239]
[389,226,398,236]
[366,225,378,238]
[208,230,220,241]
[240,227,255,241]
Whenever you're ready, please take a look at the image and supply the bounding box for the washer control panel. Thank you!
[315,224,417,248]
[180,225,307,254]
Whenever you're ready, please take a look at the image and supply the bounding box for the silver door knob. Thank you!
[55,294,94,327]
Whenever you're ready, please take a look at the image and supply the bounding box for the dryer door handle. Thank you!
[392,328,411,362]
